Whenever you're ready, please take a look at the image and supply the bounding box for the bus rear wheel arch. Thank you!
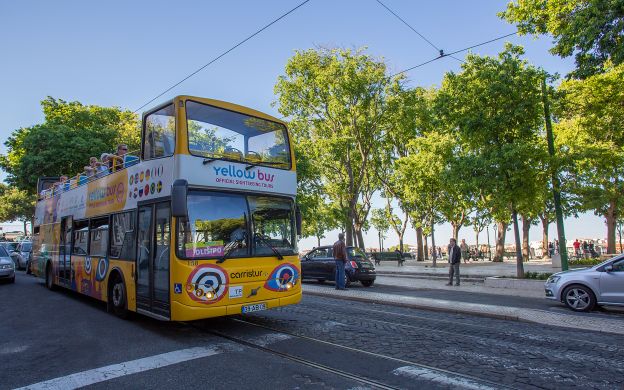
[108,271,129,319]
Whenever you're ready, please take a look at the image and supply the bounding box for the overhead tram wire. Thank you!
[391,31,518,78]
[132,0,312,113]
[375,0,464,64]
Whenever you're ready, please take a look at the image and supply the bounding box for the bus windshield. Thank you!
[177,191,296,259]
[185,100,291,169]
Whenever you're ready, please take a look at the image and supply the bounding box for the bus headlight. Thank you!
[205,291,215,299]
[285,282,293,290]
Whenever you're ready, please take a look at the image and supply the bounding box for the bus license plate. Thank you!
[241,303,267,314]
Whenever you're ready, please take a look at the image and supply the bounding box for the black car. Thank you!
[301,246,376,287]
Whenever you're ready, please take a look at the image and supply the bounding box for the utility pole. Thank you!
[542,77,568,271]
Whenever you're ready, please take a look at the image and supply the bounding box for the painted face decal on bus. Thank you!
[186,264,229,304]
[95,258,108,282]
[84,256,92,275]
[264,263,299,292]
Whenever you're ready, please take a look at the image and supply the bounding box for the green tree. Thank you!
[554,63,624,253]
[436,44,547,277]
[0,187,36,235]
[0,97,140,194]
[500,0,624,78]
[275,48,399,249]
[370,207,391,251]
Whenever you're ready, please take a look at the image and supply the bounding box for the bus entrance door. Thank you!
[58,216,72,287]
[136,202,171,320]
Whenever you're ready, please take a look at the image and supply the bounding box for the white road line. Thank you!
[16,346,224,390]
[393,366,498,390]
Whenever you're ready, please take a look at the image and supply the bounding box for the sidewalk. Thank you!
[303,284,624,335]
[373,258,560,278]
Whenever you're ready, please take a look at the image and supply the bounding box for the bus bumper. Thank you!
[170,291,302,322]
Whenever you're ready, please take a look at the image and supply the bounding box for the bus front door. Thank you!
[58,216,72,286]
[136,202,171,319]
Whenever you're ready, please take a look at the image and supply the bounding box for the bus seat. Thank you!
[63,182,70,191]
[78,175,87,186]
[223,149,242,161]
[124,155,139,168]
[245,152,262,163]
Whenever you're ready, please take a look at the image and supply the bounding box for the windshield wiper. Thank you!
[202,158,217,165]
[244,161,286,171]
[255,234,284,260]
[216,241,242,264]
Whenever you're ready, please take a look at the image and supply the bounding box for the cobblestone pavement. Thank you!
[244,295,624,390]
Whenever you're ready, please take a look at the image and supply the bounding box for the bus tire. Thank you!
[45,262,56,291]
[109,274,128,319]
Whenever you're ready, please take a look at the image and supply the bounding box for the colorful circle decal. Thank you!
[84,256,92,275]
[186,264,229,304]
[129,175,134,185]
[144,184,149,196]
[150,183,155,194]
[264,263,299,292]
[157,181,162,193]
[134,173,139,184]
[95,258,108,281]
[140,171,145,183]
[145,169,150,181]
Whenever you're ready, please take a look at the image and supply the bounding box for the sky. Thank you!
[0,0,607,247]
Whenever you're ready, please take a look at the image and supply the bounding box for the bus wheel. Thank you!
[109,275,128,319]
[45,263,56,291]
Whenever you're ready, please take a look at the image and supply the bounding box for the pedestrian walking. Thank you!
[332,233,348,290]
[460,239,469,263]
[588,241,596,257]
[446,238,461,286]
[582,240,589,258]
[395,249,404,266]
[573,239,581,258]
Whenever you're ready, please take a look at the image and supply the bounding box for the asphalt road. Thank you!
[1,271,623,389]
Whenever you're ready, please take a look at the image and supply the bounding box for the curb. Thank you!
[376,273,485,283]
[304,290,523,322]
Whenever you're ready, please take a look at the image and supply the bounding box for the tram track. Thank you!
[309,298,622,350]
[189,317,516,390]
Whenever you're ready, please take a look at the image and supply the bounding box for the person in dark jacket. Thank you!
[446,238,461,286]
[332,233,348,290]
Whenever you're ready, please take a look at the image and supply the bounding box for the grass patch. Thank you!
[523,271,553,280]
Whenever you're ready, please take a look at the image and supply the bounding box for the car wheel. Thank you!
[26,261,31,275]
[562,284,596,312]
[45,263,56,291]
[109,275,128,319]
[10,275,15,283]
[317,279,325,284]
[345,275,352,288]
[361,280,374,287]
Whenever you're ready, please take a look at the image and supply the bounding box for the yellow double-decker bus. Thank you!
[32,96,302,321]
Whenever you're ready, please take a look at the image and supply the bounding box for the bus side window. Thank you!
[143,104,175,160]
[110,211,136,261]
[72,220,89,256]
[89,217,108,257]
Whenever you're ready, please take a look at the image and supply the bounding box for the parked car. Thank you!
[0,246,15,283]
[0,241,19,253]
[10,241,32,271]
[301,246,376,287]
[544,255,624,312]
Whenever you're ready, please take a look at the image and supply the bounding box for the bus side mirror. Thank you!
[295,205,302,236]
[171,179,188,218]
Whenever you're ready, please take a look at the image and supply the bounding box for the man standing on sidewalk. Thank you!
[333,233,348,290]
[460,239,470,263]
[446,238,461,286]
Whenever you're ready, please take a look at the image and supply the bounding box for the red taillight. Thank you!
[350,261,358,269]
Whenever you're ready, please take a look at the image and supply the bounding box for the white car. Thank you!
[544,256,624,312]
[10,241,32,270]
[0,246,15,283]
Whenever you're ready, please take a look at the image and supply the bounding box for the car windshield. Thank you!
[0,246,8,257]
[185,101,290,169]
[20,243,32,252]
[177,191,296,259]
[3,242,18,251]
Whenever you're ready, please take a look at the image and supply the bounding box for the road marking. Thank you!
[16,346,223,390]
[393,366,498,390]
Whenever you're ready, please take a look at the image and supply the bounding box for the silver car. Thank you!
[0,246,15,283]
[10,241,32,270]
[545,256,624,312]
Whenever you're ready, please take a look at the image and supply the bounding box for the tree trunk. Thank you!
[356,228,365,251]
[606,199,617,254]
[475,229,479,254]
[431,222,437,268]
[416,227,424,261]
[494,221,507,262]
[424,235,429,260]
[522,215,530,262]
[23,220,28,236]
[345,212,353,247]
[512,210,524,278]
[540,214,550,259]
[451,223,461,240]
